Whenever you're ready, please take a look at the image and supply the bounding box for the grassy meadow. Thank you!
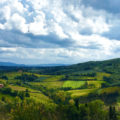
[63,81,86,89]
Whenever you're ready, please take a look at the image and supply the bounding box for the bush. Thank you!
[0,75,8,80]
[15,74,38,82]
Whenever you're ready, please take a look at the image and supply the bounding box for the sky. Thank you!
[0,0,120,64]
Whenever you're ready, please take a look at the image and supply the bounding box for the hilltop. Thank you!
[26,58,120,75]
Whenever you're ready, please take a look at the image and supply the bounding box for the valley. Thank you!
[0,58,120,120]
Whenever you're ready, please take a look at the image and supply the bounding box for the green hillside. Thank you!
[0,58,120,119]
[24,58,120,75]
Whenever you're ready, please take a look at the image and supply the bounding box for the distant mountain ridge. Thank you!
[29,64,68,67]
[1,58,120,75]
[0,62,67,67]
[0,62,24,66]
[0,58,120,69]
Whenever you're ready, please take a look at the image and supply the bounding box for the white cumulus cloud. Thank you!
[0,0,120,64]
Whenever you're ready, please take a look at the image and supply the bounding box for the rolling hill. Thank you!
[28,58,120,75]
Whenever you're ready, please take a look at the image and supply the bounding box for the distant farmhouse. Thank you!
[0,84,4,88]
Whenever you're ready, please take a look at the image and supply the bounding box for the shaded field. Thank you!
[42,75,64,82]
[98,86,120,94]
[29,81,64,89]
[68,76,96,81]
[87,81,105,88]
[96,72,111,81]
[0,92,15,101]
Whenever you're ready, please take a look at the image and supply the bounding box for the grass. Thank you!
[2,72,112,101]
[87,81,105,88]
[63,81,85,89]
[43,75,64,82]
[67,88,97,98]
[0,92,15,102]
[30,92,53,104]
[98,86,120,94]
[9,85,55,105]
[62,80,105,89]
[68,76,96,81]
[29,81,64,89]
[96,72,111,81]
[5,72,22,80]
[0,79,6,84]
[4,72,63,82]
[0,113,11,120]
[9,85,42,93]
[36,76,50,82]
[9,85,27,91]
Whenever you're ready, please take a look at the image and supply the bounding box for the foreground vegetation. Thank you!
[1,58,120,119]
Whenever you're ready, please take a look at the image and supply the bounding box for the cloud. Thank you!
[81,0,120,14]
[0,45,120,64]
[0,30,74,48]
[29,12,48,35]
[0,0,120,64]
[0,0,111,35]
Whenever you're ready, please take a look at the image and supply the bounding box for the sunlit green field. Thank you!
[62,80,105,89]
[9,85,27,91]
[30,92,54,105]
[0,71,114,104]
[67,88,97,97]
[63,81,85,89]
[8,85,54,105]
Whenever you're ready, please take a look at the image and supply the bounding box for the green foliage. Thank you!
[10,99,110,120]
[15,74,38,82]
[0,75,8,80]
[30,81,63,89]
[0,86,30,100]
[11,99,56,120]
[57,100,108,120]
[1,58,120,119]
[25,89,30,97]
[101,82,110,88]
[109,106,118,120]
